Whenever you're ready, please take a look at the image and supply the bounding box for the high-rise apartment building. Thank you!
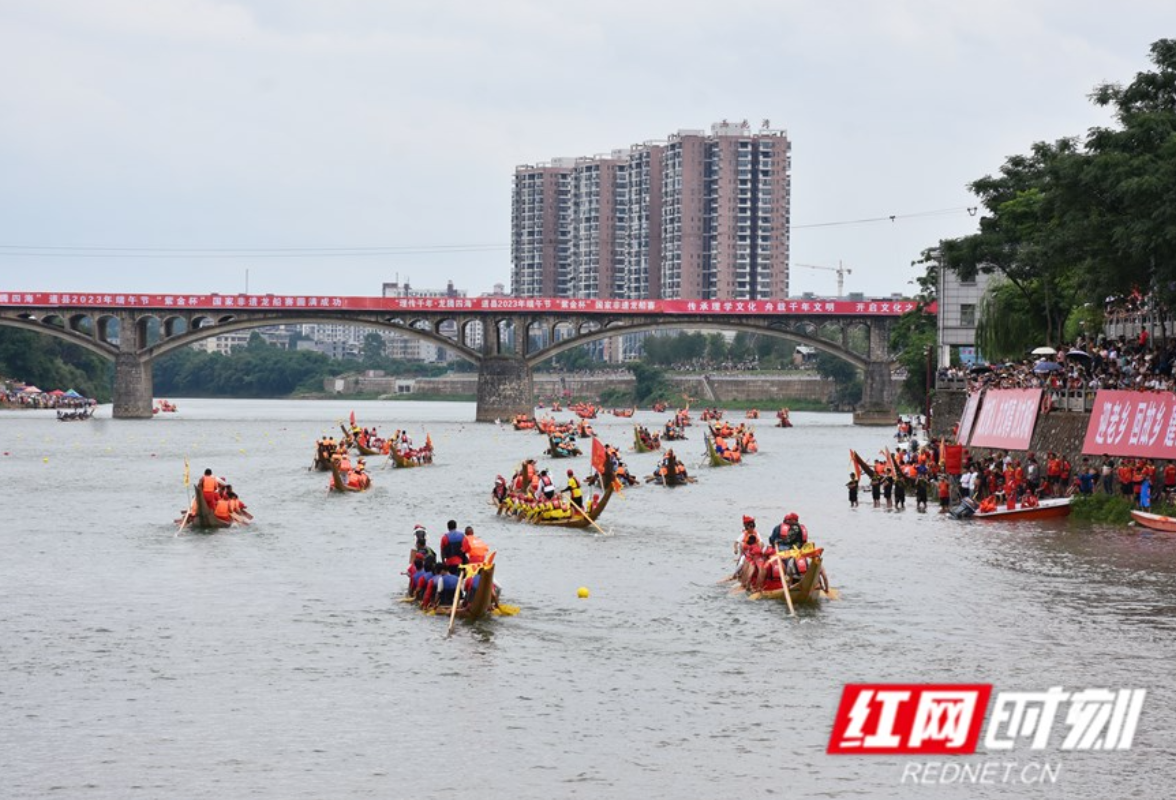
[511,121,790,301]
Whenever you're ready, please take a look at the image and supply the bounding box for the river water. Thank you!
[1,400,1173,799]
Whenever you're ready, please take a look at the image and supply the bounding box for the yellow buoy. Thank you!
[577,586,590,599]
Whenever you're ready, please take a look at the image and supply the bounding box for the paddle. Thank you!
[446,567,465,637]
[575,504,609,536]
[775,552,796,617]
[175,510,191,536]
[231,512,251,526]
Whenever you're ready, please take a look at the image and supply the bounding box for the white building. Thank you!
[936,253,993,367]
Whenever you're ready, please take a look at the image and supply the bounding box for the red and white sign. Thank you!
[956,391,982,446]
[0,292,918,316]
[1082,390,1176,459]
[828,684,992,755]
[968,389,1042,450]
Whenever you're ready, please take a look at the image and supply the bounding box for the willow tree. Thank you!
[974,280,1048,361]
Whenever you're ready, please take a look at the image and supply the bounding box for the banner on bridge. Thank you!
[967,389,1042,450]
[0,292,919,316]
[1081,389,1176,459]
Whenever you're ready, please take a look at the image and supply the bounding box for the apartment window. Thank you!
[959,304,976,327]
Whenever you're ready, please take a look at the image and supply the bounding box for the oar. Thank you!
[576,505,609,536]
[446,567,466,637]
[175,510,191,537]
[231,512,251,526]
[776,552,797,618]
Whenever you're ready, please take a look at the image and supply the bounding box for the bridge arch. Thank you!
[146,313,485,364]
[0,314,118,361]
[524,319,873,371]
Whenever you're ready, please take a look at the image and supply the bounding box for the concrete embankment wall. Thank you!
[931,390,1092,459]
[329,371,881,403]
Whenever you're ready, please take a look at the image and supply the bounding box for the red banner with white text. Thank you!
[1081,390,1176,458]
[967,389,1042,450]
[956,391,982,446]
[0,291,919,316]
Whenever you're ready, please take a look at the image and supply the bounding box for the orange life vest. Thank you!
[467,536,489,563]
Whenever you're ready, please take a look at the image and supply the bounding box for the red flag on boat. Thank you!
[349,410,356,427]
[591,437,607,475]
[849,449,861,480]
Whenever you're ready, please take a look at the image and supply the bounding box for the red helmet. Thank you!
[567,469,574,476]
[742,515,755,526]
[784,512,799,523]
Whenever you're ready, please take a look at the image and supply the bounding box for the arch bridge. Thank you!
[0,292,912,423]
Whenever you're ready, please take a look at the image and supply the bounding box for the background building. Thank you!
[512,120,791,302]
[935,251,992,368]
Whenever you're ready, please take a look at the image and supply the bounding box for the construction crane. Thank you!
[793,261,852,297]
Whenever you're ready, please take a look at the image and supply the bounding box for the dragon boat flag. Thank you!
[349,410,356,428]
[591,437,607,475]
[183,457,190,487]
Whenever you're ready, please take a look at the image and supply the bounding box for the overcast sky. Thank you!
[1,1,1171,300]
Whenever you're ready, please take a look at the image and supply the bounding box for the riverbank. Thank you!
[325,369,902,409]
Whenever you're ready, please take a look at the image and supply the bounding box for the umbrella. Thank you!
[968,364,993,374]
[1065,349,1092,361]
[63,389,84,399]
[48,389,65,396]
[1033,361,1063,373]
[21,385,42,394]
[1031,346,1057,356]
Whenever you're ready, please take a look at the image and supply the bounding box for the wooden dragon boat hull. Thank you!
[752,556,826,604]
[499,475,614,528]
[545,435,581,458]
[633,426,661,453]
[704,433,737,467]
[457,563,496,621]
[329,461,368,492]
[390,448,433,468]
[183,486,232,530]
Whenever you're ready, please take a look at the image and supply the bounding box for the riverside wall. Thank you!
[327,371,898,404]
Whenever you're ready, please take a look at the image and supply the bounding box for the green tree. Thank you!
[0,329,112,401]
[939,139,1085,347]
[816,352,862,406]
[1080,39,1176,315]
[974,281,1047,361]
[362,332,386,367]
[729,331,752,363]
[705,332,728,363]
[889,293,939,409]
[628,362,673,404]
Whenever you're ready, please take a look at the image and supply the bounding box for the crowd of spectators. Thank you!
[938,329,1176,398]
[0,381,95,409]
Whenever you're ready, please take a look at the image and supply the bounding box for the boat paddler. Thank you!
[563,469,583,510]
